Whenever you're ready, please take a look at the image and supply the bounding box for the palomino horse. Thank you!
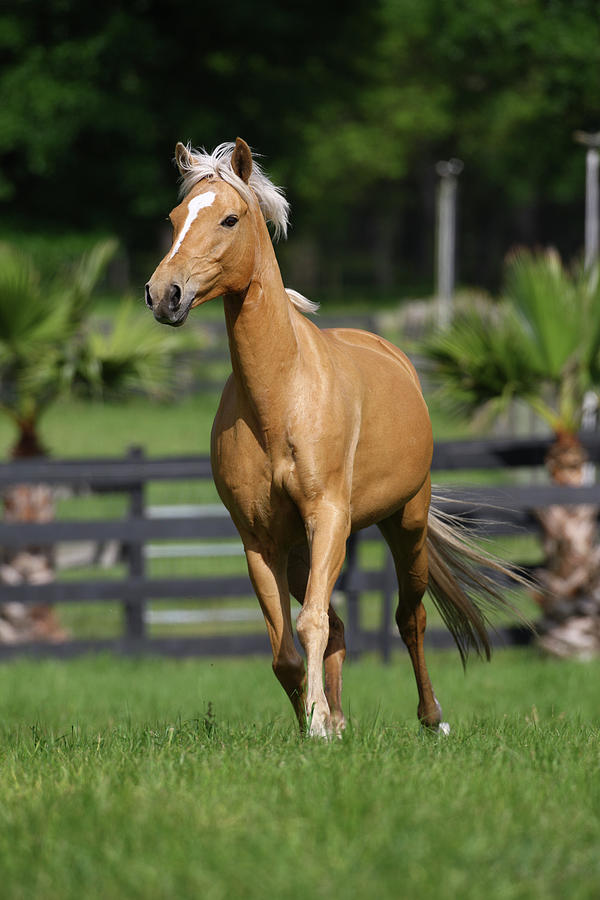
[146,139,517,737]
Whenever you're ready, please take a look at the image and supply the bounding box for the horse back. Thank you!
[323,327,422,388]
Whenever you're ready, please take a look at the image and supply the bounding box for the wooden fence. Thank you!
[0,434,599,661]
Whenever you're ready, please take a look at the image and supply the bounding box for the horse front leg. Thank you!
[288,543,347,734]
[245,546,307,731]
[295,506,350,738]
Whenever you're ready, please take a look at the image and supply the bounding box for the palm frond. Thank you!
[424,305,544,422]
[0,244,55,346]
[74,301,197,400]
[0,239,119,434]
[424,249,600,436]
[579,261,600,383]
[504,248,584,380]
[62,239,119,324]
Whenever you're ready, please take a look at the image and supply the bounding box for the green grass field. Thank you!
[0,650,598,899]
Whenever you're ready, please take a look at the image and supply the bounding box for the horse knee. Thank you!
[273,651,304,685]
[396,600,427,644]
[396,554,428,621]
[296,606,329,648]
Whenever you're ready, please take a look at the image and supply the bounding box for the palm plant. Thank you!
[423,248,600,657]
[0,240,190,642]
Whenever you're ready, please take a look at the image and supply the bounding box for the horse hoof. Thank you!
[308,723,331,739]
[307,708,334,739]
[421,719,451,736]
[330,713,346,737]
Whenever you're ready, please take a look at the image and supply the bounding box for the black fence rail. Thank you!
[0,435,599,661]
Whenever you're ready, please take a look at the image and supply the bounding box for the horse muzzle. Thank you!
[145,280,192,327]
[145,266,221,326]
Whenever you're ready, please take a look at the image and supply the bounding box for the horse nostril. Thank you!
[169,283,182,310]
[145,284,153,309]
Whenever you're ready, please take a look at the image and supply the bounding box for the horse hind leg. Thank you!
[378,481,449,733]
[288,541,347,733]
[324,605,346,733]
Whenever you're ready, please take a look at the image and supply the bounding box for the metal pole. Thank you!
[574,132,600,485]
[574,131,600,271]
[435,158,463,328]
[585,148,599,272]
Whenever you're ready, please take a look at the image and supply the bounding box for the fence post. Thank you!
[124,446,146,639]
[344,533,361,659]
[380,550,396,663]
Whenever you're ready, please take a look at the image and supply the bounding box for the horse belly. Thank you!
[349,359,433,529]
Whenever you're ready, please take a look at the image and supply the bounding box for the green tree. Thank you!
[0,0,375,234]
[424,248,600,657]
[1,1,600,290]
[291,0,600,287]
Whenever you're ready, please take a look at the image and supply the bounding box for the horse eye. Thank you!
[221,215,238,228]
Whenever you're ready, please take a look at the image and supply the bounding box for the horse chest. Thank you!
[211,407,304,539]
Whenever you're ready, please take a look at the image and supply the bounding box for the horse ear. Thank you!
[174,142,193,175]
[231,138,253,183]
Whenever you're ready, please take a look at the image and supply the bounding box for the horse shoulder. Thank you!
[211,377,269,493]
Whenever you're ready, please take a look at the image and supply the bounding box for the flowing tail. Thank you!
[426,498,532,664]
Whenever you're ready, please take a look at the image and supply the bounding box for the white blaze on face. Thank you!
[168,191,216,260]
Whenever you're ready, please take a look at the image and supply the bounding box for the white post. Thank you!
[574,131,600,272]
[574,132,600,486]
[585,148,599,272]
[435,159,463,328]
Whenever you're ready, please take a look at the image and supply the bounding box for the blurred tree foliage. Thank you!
[1,0,599,293]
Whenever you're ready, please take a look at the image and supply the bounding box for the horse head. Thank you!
[146,138,285,326]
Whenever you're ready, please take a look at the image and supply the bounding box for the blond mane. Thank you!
[176,142,319,314]
[177,142,289,241]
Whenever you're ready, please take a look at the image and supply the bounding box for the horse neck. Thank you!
[223,221,299,418]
